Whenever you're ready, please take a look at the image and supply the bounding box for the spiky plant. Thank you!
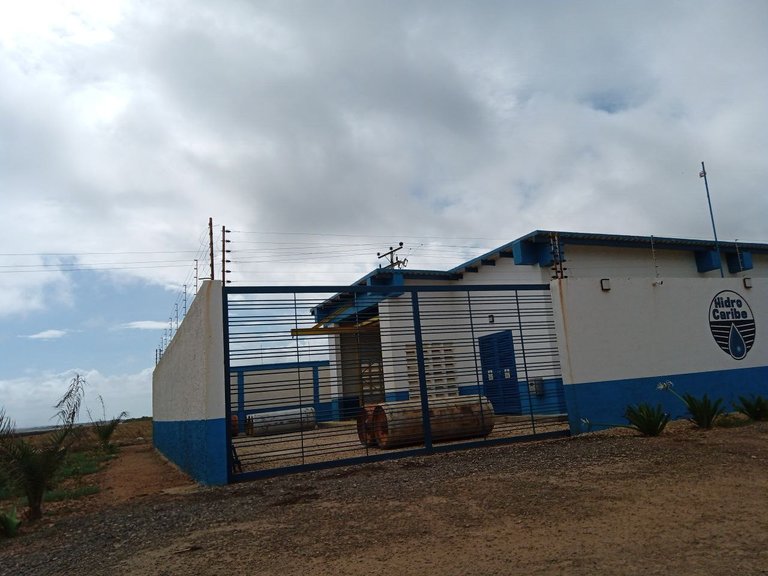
[657,381,725,430]
[0,374,85,520]
[681,393,724,429]
[88,395,128,453]
[734,395,768,421]
[624,403,670,436]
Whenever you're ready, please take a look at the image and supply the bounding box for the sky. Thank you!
[1,0,767,427]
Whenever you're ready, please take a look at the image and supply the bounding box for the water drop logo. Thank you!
[709,290,756,360]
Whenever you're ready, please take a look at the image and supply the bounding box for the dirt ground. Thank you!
[3,418,768,576]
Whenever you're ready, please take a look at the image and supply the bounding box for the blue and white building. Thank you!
[153,230,768,484]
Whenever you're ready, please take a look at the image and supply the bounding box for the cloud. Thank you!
[0,367,152,429]
[0,0,766,320]
[117,320,168,330]
[21,329,69,340]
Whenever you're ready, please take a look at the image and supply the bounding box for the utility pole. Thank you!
[377,242,408,269]
[209,217,215,281]
[699,162,724,278]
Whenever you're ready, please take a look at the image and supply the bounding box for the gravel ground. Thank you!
[3,420,768,576]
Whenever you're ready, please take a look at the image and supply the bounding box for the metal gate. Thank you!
[224,283,567,481]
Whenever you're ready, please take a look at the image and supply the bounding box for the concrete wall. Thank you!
[152,280,227,485]
[551,277,767,432]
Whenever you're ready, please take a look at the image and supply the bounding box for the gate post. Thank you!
[222,285,234,482]
[410,292,433,452]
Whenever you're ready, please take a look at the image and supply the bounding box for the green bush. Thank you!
[682,393,724,429]
[624,403,670,436]
[0,507,21,538]
[734,395,768,421]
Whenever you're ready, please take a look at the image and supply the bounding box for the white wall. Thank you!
[152,280,225,422]
[551,277,766,385]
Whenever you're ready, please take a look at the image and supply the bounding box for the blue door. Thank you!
[478,331,521,415]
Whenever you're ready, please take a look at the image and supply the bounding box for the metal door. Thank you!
[478,330,521,414]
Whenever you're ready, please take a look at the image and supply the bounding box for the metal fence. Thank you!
[224,284,568,480]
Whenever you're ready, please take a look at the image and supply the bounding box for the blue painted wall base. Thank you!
[565,365,768,434]
[154,418,228,485]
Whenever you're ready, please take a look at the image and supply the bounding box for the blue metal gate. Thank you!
[223,283,568,481]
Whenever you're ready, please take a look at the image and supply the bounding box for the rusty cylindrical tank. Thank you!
[356,405,377,446]
[373,396,494,449]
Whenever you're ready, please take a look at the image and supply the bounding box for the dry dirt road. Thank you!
[3,420,768,576]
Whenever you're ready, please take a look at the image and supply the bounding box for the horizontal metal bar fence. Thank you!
[224,284,568,480]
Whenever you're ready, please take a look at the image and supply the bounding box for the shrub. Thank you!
[681,393,724,429]
[624,403,670,436]
[0,375,85,520]
[734,395,768,421]
[0,507,21,538]
[88,395,128,453]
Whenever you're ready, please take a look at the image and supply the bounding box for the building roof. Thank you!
[312,229,767,324]
[449,229,768,275]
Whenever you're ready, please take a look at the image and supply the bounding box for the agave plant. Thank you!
[624,403,670,436]
[734,394,768,421]
[657,381,724,430]
[681,393,724,429]
[0,375,85,520]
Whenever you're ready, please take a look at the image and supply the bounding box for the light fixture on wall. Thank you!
[488,314,495,324]
[600,278,611,291]
[743,277,753,289]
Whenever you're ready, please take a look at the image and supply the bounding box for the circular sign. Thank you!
[709,290,756,360]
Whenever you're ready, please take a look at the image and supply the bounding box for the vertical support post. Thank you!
[700,162,724,278]
[411,292,433,452]
[221,283,233,481]
[209,217,215,281]
[237,370,246,434]
[466,291,489,434]
[292,293,306,463]
[515,290,536,434]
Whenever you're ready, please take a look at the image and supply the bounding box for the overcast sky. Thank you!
[1,1,766,426]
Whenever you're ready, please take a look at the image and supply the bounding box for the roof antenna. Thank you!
[377,242,408,269]
[699,162,724,278]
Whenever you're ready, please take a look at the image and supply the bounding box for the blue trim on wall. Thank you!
[458,379,566,415]
[519,378,567,415]
[385,390,410,402]
[154,418,228,485]
[564,365,768,434]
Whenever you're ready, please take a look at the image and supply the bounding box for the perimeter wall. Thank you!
[152,280,227,484]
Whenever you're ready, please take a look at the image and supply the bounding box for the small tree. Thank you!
[0,374,85,520]
[89,395,128,453]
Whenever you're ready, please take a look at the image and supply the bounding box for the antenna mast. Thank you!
[699,162,724,278]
